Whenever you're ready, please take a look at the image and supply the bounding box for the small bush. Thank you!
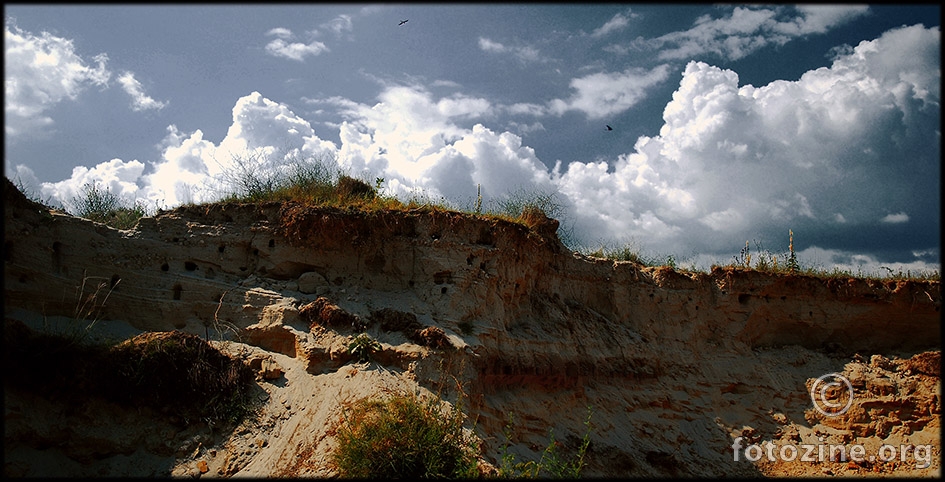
[331,392,479,478]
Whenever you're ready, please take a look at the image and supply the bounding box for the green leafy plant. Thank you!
[347,333,382,363]
[499,414,540,478]
[331,391,479,478]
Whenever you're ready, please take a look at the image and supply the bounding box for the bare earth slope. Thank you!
[3,178,941,477]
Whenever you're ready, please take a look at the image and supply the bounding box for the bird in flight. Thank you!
[606,125,613,131]
[399,19,409,25]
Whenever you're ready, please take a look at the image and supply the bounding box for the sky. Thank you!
[4,4,941,275]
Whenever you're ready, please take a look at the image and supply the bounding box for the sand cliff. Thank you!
[4,178,940,477]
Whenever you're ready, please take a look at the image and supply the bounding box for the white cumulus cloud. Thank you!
[552,23,939,262]
[4,21,110,137]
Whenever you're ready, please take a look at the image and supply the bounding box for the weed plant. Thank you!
[8,173,55,207]
[719,230,940,281]
[35,272,119,345]
[498,407,593,478]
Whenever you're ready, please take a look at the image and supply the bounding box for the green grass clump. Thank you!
[69,181,148,230]
[331,392,480,478]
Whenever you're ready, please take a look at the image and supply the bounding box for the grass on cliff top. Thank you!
[208,152,565,234]
[8,156,561,235]
[8,154,938,283]
[586,235,940,282]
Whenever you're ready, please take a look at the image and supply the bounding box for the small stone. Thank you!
[197,460,209,474]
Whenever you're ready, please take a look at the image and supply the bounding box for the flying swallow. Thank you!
[606,125,613,131]
[399,19,409,25]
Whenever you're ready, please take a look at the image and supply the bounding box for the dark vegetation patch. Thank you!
[4,321,257,427]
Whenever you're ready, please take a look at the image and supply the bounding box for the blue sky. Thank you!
[4,4,941,274]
